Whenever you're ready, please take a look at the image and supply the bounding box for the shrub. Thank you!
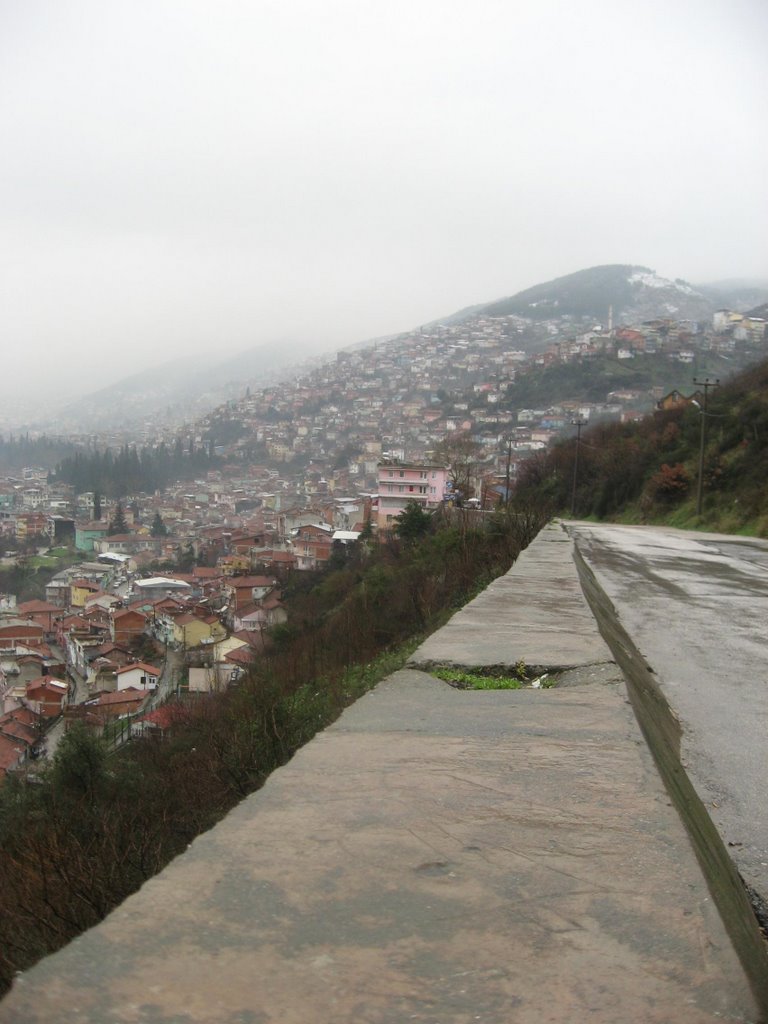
[644,462,690,505]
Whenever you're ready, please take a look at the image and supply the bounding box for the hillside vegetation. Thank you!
[504,352,732,409]
[515,356,768,536]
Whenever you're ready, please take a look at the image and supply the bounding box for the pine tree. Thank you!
[151,512,168,537]
[394,501,432,543]
[108,502,128,536]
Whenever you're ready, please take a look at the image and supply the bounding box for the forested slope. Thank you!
[515,357,768,535]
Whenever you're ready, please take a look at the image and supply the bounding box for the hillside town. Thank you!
[0,301,766,780]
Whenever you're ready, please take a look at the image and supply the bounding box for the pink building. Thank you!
[376,462,449,532]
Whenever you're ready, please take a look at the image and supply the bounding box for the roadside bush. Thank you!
[644,462,691,504]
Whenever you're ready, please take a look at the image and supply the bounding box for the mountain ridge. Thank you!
[26,264,768,433]
[468,264,714,323]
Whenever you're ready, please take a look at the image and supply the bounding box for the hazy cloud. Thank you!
[2,0,766,403]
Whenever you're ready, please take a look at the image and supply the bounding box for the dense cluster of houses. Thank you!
[0,466,458,777]
[1,302,765,779]
[190,304,766,497]
[0,547,297,778]
[0,477,401,771]
[2,303,765,549]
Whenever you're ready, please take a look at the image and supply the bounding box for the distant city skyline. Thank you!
[2,0,766,406]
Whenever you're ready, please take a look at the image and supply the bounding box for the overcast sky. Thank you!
[2,0,766,407]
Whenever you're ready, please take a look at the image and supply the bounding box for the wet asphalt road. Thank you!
[569,523,768,901]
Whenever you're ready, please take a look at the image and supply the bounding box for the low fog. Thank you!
[1,0,766,404]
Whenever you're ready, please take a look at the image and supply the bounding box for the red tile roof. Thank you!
[0,717,39,746]
[138,704,192,731]
[235,603,261,619]
[86,688,150,707]
[26,675,67,691]
[224,646,256,666]
[0,707,39,729]
[59,615,90,629]
[228,575,276,588]
[18,600,60,614]
[71,580,101,591]
[0,734,28,775]
[115,662,161,677]
[112,608,147,621]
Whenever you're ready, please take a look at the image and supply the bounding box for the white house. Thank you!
[115,662,161,692]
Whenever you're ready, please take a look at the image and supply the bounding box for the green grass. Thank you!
[27,555,59,568]
[432,663,559,690]
[433,667,525,690]
[339,634,424,702]
[22,547,79,570]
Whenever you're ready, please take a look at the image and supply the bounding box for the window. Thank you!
[399,471,405,477]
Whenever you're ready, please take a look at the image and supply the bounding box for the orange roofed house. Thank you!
[25,676,69,718]
[110,607,148,645]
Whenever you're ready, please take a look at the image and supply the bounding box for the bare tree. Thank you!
[431,432,481,499]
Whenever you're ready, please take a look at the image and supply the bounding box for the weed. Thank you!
[432,663,559,690]
[433,668,525,690]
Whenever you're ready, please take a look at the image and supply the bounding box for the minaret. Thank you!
[608,304,613,331]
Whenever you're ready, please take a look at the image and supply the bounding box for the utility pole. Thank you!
[692,378,720,516]
[570,418,587,518]
[503,436,513,508]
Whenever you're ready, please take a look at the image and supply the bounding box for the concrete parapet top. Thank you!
[409,522,614,671]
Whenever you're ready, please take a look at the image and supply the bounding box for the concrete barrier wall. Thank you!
[572,540,768,1015]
